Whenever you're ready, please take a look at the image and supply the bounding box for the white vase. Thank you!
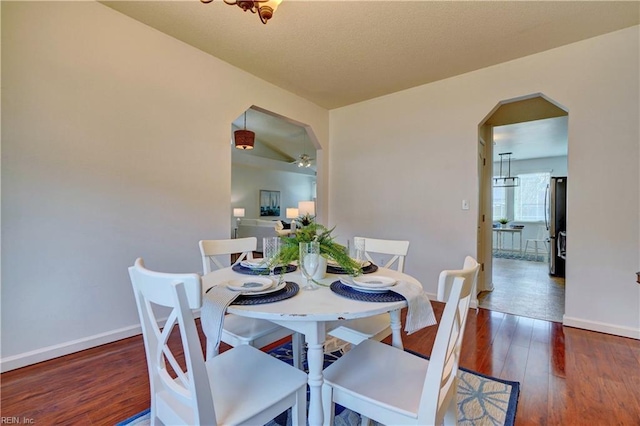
[313,256,327,280]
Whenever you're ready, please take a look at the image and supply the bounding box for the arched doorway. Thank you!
[477,94,568,322]
[230,106,320,242]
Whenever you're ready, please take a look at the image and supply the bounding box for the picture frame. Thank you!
[259,190,281,217]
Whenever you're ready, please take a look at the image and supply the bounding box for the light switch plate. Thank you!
[462,200,470,210]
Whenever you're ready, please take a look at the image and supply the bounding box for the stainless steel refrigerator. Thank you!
[546,177,567,277]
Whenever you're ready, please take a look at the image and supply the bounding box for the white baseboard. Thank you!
[563,315,640,340]
[12,309,635,373]
[1,312,204,373]
[0,324,143,373]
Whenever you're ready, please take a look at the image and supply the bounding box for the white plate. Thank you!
[339,277,395,293]
[240,259,268,269]
[227,277,273,292]
[352,275,396,288]
[242,280,287,297]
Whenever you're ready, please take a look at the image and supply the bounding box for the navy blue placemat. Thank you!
[232,263,297,275]
[326,262,378,275]
[231,281,299,305]
[329,281,405,302]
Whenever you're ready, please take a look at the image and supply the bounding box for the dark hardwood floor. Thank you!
[2,304,639,425]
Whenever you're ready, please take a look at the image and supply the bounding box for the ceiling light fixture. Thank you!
[234,111,255,150]
[493,152,520,187]
[296,130,313,168]
[298,154,312,168]
[200,0,282,25]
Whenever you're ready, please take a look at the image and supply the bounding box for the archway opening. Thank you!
[477,93,568,322]
[230,106,319,250]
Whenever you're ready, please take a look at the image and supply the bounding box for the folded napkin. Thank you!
[391,281,437,334]
[201,284,241,355]
[240,260,267,269]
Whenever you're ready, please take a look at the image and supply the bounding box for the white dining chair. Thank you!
[199,238,302,367]
[524,224,549,260]
[327,237,410,348]
[129,258,307,426]
[321,276,472,426]
[358,237,411,272]
[200,237,256,270]
[437,255,481,311]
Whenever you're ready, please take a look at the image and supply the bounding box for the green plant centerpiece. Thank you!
[498,218,509,225]
[275,221,362,277]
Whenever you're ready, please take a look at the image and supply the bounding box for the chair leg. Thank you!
[149,408,157,426]
[291,386,306,426]
[292,332,303,370]
[390,309,403,350]
[443,379,458,425]
[444,398,458,425]
[321,383,335,426]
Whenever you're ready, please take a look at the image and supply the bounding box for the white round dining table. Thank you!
[202,266,423,426]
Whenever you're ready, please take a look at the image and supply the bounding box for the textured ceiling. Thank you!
[494,117,568,161]
[101,1,638,162]
[103,1,639,110]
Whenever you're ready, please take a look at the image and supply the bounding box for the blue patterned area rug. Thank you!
[117,342,519,426]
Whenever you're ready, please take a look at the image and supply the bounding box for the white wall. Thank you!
[330,26,640,338]
[0,2,329,371]
[2,3,638,374]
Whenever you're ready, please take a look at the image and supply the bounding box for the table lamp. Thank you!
[233,207,245,238]
[286,207,299,233]
[298,201,315,216]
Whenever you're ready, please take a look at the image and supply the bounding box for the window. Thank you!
[492,186,506,220]
[514,172,550,221]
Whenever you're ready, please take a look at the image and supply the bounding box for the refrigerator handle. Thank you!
[558,231,567,260]
[544,183,549,231]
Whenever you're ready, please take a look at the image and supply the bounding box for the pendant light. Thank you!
[493,152,520,187]
[297,130,313,167]
[234,111,255,150]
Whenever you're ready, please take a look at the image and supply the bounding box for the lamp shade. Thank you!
[258,0,282,22]
[234,129,255,150]
[298,201,315,217]
[233,208,245,218]
[286,208,299,219]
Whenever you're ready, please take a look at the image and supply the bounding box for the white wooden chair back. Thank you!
[419,276,473,424]
[437,256,480,309]
[356,237,410,272]
[128,258,215,425]
[199,237,256,273]
[524,225,549,258]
